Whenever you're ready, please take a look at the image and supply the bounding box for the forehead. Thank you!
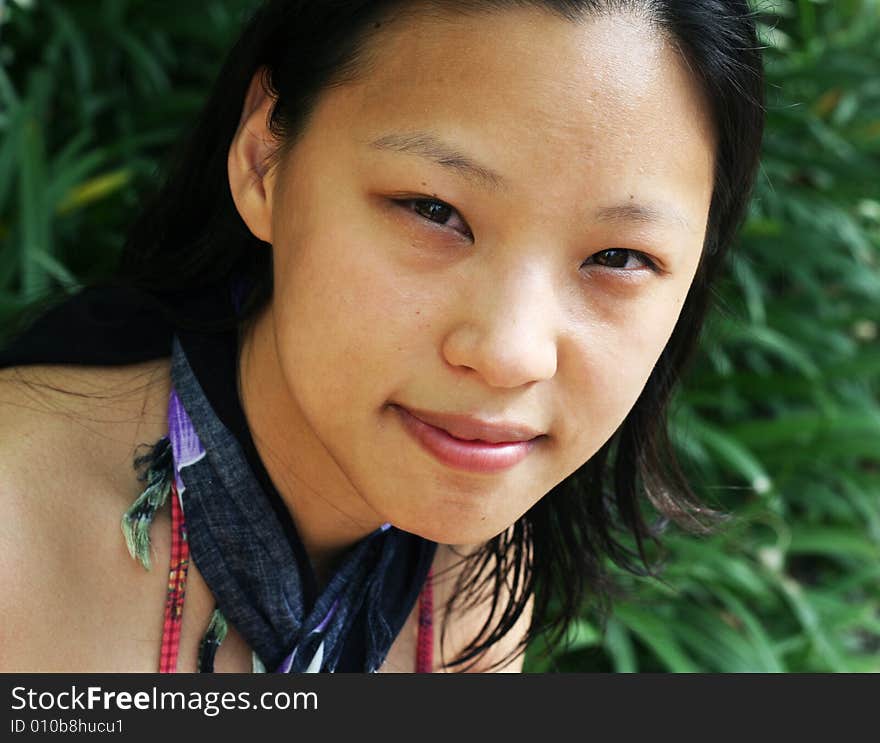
[365,10,710,132]
[307,6,715,226]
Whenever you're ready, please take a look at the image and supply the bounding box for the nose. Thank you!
[441,266,559,389]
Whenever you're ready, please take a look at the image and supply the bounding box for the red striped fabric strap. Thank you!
[159,479,189,673]
[157,487,435,673]
[415,569,434,673]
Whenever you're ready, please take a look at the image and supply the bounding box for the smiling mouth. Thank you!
[392,404,545,443]
[390,404,544,474]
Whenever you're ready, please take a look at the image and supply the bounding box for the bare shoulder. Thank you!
[0,360,172,491]
[0,360,173,671]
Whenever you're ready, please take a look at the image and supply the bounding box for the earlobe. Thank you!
[228,68,277,244]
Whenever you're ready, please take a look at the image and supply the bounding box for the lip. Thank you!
[397,405,544,443]
[391,404,544,474]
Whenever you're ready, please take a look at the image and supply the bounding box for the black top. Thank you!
[0,283,426,671]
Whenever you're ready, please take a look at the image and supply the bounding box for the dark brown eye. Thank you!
[397,197,472,239]
[412,199,454,224]
[594,249,630,268]
[584,249,656,271]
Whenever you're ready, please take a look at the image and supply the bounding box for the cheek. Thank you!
[561,288,689,449]
[270,226,430,408]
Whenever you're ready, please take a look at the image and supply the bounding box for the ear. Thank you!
[228,68,277,243]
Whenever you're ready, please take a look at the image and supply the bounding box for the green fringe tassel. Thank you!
[121,436,173,571]
[198,607,228,673]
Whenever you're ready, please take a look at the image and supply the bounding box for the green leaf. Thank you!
[687,418,773,494]
[612,604,701,673]
[18,71,52,301]
[788,526,880,561]
[772,575,851,672]
[603,617,638,673]
[712,586,786,672]
[55,169,130,215]
[30,250,81,290]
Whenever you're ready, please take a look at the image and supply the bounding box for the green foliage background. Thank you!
[1,0,878,671]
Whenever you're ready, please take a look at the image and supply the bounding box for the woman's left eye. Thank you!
[582,248,658,272]
[396,197,472,239]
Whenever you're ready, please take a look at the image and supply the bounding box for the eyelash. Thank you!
[393,196,660,273]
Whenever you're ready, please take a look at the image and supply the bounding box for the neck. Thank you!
[236,304,385,579]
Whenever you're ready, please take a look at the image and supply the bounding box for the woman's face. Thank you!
[239,7,715,547]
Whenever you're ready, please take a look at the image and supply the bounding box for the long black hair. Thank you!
[106,0,764,669]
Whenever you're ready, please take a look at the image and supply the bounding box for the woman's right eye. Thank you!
[395,197,473,239]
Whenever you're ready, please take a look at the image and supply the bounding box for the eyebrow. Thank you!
[368,130,691,230]
[367,131,506,191]
[592,202,692,231]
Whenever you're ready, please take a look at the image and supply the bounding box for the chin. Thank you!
[393,511,516,547]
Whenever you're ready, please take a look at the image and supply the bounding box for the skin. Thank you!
[229,6,716,581]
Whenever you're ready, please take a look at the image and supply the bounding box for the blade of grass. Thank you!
[612,604,701,673]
